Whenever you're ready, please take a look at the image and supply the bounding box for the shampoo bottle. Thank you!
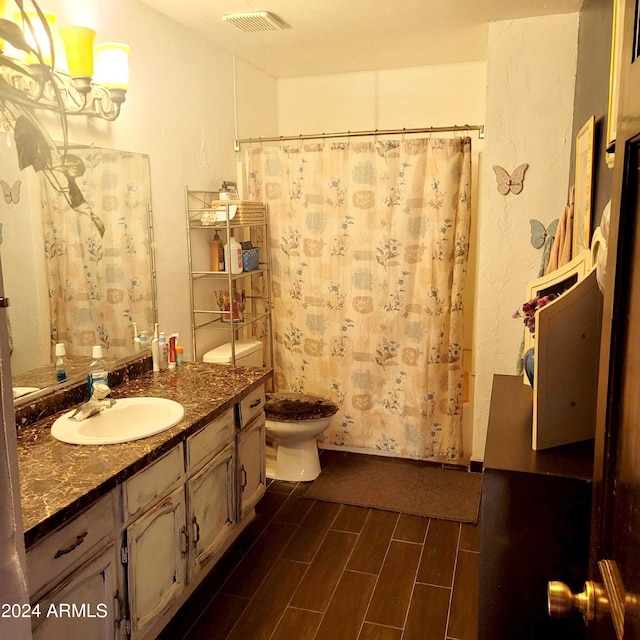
[210,231,224,272]
[224,234,243,274]
[55,343,67,382]
[158,332,168,369]
[87,345,109,399]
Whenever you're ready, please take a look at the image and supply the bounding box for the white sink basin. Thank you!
[51,397,185,445]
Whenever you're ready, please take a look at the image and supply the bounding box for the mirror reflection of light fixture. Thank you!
[2,6,130,121]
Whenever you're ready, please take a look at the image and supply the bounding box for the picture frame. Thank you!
[573,116,595,257]
[605,0,625,168]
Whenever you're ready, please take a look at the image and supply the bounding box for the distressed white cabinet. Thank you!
[26,491,123,640]
[123,409,238,639]
[237,414,266,521]
[236,385,267,521]
[26,396,267,640]
[31,544,122,640]
[126,486,187,639]
[187,442,235,580]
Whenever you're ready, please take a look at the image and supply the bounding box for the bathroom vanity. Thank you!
[16,362,270,640]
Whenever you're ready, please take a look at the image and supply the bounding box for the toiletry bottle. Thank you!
[210,231,224,272]
[55,343,67,382]
[224,234,243,274]
[158,332,168,369]
[219,182,231,201]
[132,322,141,351]
[176,346,184,367]
[87,345,109,399]
[152,323,160,372]
[139,331,148,347]
[168,335,177,370]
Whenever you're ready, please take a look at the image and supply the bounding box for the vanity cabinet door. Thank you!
[126,486,186,639]
[187,443,235,581]
[237,414,266,521]
[31,543,121,640]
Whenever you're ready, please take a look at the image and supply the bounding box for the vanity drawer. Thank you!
[26,490,117,598]
[123,444,184,520]
[238,385,266,428]
[187,409,234,473]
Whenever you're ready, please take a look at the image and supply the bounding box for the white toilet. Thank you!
[265,392,339,482]
[202,339,263,366]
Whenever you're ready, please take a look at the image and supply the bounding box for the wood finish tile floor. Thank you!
[160,457,480,640]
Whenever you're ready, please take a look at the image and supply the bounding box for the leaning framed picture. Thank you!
[573,116,595,257]
[606,0,625,168]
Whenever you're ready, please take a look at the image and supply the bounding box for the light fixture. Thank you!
[0,6,130,121]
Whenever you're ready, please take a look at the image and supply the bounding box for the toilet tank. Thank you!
[202,339,263,366]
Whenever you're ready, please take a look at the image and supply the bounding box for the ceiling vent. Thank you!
[222,11,288,33]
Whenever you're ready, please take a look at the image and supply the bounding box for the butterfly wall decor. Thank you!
[0,179,22,205]
[529,218,559,249]
[492,163,529,195]
[530,218,559,277]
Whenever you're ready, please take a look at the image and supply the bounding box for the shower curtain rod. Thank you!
[233,124,484,151]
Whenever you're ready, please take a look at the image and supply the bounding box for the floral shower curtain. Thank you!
[41,149,153,359]
[246,137,471,461]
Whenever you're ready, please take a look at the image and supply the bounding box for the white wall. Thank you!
[278,62,487,135]
[472,13,579,461]
[16,0,277,362]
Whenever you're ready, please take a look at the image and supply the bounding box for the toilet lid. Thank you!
[265,392,339,421]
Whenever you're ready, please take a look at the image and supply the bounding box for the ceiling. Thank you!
[139,0,583,78]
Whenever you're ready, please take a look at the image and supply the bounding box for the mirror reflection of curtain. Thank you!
[246,137,471,461]
[41,150,153,359]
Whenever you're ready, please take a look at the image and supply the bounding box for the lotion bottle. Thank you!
[151,323,160,372]
[210,231,224,271]
[224,234,243,274]
[158,332,168,369]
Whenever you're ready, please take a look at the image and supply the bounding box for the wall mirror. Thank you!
[0,136,157,405]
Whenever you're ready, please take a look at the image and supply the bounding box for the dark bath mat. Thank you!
[305,452,482,523]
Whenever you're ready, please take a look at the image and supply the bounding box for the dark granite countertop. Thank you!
[18,362,272,548]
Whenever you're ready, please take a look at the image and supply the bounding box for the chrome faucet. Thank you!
[69,382,116,422]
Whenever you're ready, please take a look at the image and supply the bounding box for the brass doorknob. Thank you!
[547,581,601,624]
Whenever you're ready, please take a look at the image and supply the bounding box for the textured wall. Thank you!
[472,14,580,461]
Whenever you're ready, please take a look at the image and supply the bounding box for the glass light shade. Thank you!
[95,42,129,90]
[0,0,8,50]
[19,10,57,66]
[60,26,95,78]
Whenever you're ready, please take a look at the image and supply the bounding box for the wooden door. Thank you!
[590,0,640,635]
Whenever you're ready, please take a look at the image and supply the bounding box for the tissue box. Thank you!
[242,247,260,271]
